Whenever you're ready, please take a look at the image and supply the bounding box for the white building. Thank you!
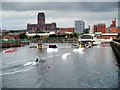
[75,20,85,33]
[89,25,94,34]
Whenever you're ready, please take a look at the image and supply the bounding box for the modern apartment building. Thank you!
[75,20,85,33]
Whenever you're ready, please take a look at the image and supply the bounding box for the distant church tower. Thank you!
[37,12,45,31]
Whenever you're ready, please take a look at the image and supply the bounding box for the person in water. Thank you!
[35,57,39,62]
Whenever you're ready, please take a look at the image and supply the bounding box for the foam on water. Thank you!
[6,59,32,65]
[62,53,71,60]
[1,61,37,76]
[24,62,37,66]
[0,67,34,76]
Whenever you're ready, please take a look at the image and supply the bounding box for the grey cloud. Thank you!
[2,0,120,2]
[2,2,118,12]
[1,2,119,30]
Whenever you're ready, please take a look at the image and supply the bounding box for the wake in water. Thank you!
[5,59,32,65]
[1,61,37,76]
[62,53,71,60]
[24,62,37,66]
[1,54,63,76]
[0,66,34,76]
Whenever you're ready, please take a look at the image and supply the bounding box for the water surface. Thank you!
[1,43,119,88]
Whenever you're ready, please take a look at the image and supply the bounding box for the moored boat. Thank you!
[71,44,79,48]
[47,44,58,52]
[73,44,85,53]
[3,48,17,53]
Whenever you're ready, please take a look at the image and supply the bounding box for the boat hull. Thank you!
[73,48,84,53]
[47,48,58,52]
[3,48,17,53]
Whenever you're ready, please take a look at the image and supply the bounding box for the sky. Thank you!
[1,0,120,30]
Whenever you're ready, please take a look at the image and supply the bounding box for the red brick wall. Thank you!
[93,24,106,33]
[110,27,117,33]
[58,28,74,34]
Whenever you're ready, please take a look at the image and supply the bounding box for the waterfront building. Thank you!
[117,27,120,33]
[75,20,85,33]
[58,28,75,35]
[27,12,57,33]
[110,18,116,28]
[2,33,20,40]
[93,23,106,33]
[110,27,118,33]
[109,18,118,33]
[106,18,120,33]
[89,25,94,34]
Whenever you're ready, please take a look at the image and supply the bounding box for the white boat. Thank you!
[73,44,85,53]
[47,44,58,52]
[73,48,84,53]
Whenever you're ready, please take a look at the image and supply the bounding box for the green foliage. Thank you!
[73,33,79,37]
[58,34,66,37]
[49,34,66,38]
[27,36,33,40]
[49,34,57,38]
[20,33,27,39]
[69,33,79,38]
[83,28,90,34]
[33,35,40,39]
[9,30,26,33]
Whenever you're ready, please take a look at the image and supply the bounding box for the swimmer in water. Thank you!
[35,57,38,62]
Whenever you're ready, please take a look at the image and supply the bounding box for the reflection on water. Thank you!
[1,43,119,88]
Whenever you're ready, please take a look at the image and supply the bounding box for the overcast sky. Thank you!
[1,1,120,30]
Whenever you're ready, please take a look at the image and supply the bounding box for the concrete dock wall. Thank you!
[110,41,120,62]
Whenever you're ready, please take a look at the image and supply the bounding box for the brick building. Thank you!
[2,33,20,40]
[106,18,120,33]
[93,23,106,33]
[58,28,75,35]
[109,18,119,33]
[110,18,116,28]
[27,12,57,33]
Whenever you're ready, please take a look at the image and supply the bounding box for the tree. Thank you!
[83,28,90,34]
[73,33,79,37]
[20,33,27,39]
[49,34,57,38]
[33,35,40,39]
